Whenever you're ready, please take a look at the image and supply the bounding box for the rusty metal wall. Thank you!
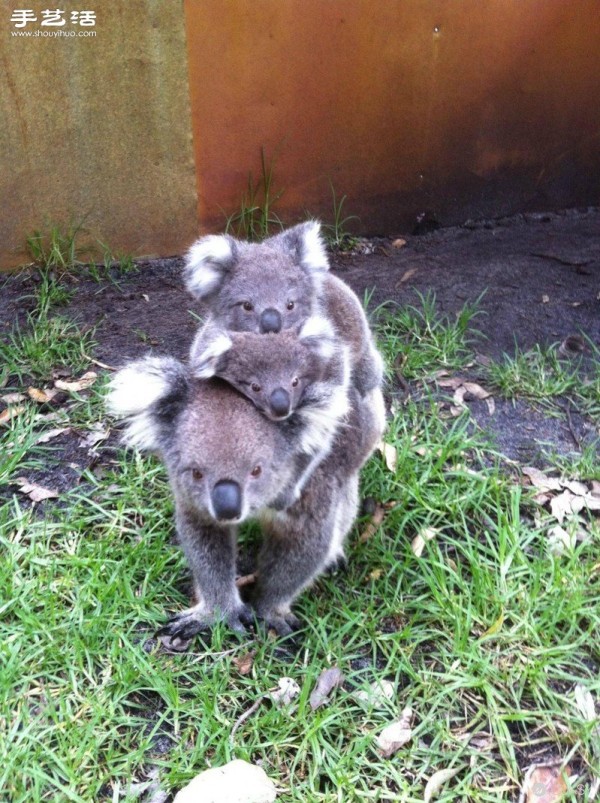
[0,0,198,268]
[185,0,600,234]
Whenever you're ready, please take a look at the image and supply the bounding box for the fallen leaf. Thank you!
[376,707,413,757]
[79,423,110,448]
[15,477,59,502]
[563,479,590,497]
[27,386,59,404]
[542,295,550,303]
[36,427,71,444]
[412,526,438,557]
[0,392,26,404]
[574,684,596,721]
[392,238,407,249]
[547,525,574,556]
[461,381,492,400]
[591,481,600,499]
[424,767,462,802]
[368,568,383,580]
[359,503,385,543]
[173,759,276,803]
[521,763,570,803]
[376,441,397,472]
[309,666,344,710]
[232,651,255,676]
[522,467,563,493]
[437,376,466,390]
[399,267,417,283]
[353,679,395,708]
[481,612,504,638]
[142,293,150,302]
[558,334,585,358]
[550,490,575,523]
[0,405,26,425]
[269,677,300,708]
[449,405,464,417]
[54,371,97,393]
[485,397,496,415]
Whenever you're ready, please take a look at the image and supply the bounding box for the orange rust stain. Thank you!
[184,0,600,232]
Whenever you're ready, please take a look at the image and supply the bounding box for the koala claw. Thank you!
[257,610,302,637]
[157,604,252,649]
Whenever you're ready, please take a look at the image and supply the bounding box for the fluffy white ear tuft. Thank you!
[189,323,232,379]
[184,235,236,299]
[299,315,336,360]
[106,356,185,451]
[299,220,329,273]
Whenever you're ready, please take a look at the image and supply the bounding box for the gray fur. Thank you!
[106,354,382,643]
[184,221,384,399]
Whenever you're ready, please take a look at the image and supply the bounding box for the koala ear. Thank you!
[299,315,336,361]
[268,221,329,274]
[184,234,238,299]
[106,356,188,451]
[189,321,232,379]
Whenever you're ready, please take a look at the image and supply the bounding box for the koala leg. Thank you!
[253,481,353,636]
[324,474,359,569]
[158,509,251,648]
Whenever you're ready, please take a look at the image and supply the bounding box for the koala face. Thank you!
[107,358,295,525]
[190,317,337,422]
[184,221,330,335]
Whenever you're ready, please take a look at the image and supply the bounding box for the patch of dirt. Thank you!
[1,207,599,493]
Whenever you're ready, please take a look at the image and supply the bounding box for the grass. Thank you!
[321,180,360,251]
[0,290,599,801]
[224,147,284,241]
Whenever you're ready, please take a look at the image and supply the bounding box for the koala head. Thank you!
[106,357,295,524]
[184,221,329,334]
[189,316,336,421]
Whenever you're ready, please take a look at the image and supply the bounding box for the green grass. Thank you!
[224,146,284,241]
[0,293,598,801]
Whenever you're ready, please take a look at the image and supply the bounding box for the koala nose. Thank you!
[259,307,282,334]
[211,480,242,521]
[269,388,291,418]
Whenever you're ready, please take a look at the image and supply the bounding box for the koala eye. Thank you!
[251,383,261,393]
[286,300,295,310]
[191,468,203,482]
[242,301,254,312]
[291,377,299,387]
[250,465,262,478]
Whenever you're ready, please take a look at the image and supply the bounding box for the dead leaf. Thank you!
[558,334,585,358]
[232,651,255,676]
[521,763,570,803]
[485,397,496,415]
[392,238,407,249]
[574,684,596,721]
[0,405,26,425]
[359,503,385,543]
[269,677,300,708]
[15,477,59,502]
[448,405,464,417]
[542,294,550,303]
[412,526,438,557]
[399,267,417,283]
[481,612,504,638]
[35,427,71,444]
[550,490,576,523]
[0,392,26,404]
[547,525,574,556]
[424,767,462,802]
[173,759,276,803]
[368,568,383,580]
[522,467,563,493]
[27,386,59,404]
[376,441,397,472]
[591,481,600,499]
[376,707,413,757]
[79,423,110,448]
[353,679,395,708]
[437,376,466,390]
[309,666,344,710]
[54,371,97,393]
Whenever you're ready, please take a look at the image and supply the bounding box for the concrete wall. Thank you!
[1,0,198,268]
[1,1,599,268]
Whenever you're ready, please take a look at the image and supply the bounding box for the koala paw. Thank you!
[157,603,252,651]
[325,554,348,575]
[256,609,302,637]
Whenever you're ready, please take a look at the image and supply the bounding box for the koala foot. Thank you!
[255,608,302,637]
[325,554,348,575]
[157,603,253,651]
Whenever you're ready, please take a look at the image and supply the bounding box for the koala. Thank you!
[106,354,381,644]
[184,220,385,399]
[189,314,352,507]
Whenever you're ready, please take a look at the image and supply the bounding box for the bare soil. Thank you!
[1,207,599,493]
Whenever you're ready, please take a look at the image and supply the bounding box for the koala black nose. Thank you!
[269,388,290,418]
[259,307,282,334]
[211,480,242,521]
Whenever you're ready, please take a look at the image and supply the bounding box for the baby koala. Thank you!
[184,220,385,400]
[189,315,352,507]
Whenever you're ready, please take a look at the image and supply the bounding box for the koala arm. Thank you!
[157,506,251,647]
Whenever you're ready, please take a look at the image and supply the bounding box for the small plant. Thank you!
[26,222,89,275]
[224,147,284,241]
[322,180,360,250]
